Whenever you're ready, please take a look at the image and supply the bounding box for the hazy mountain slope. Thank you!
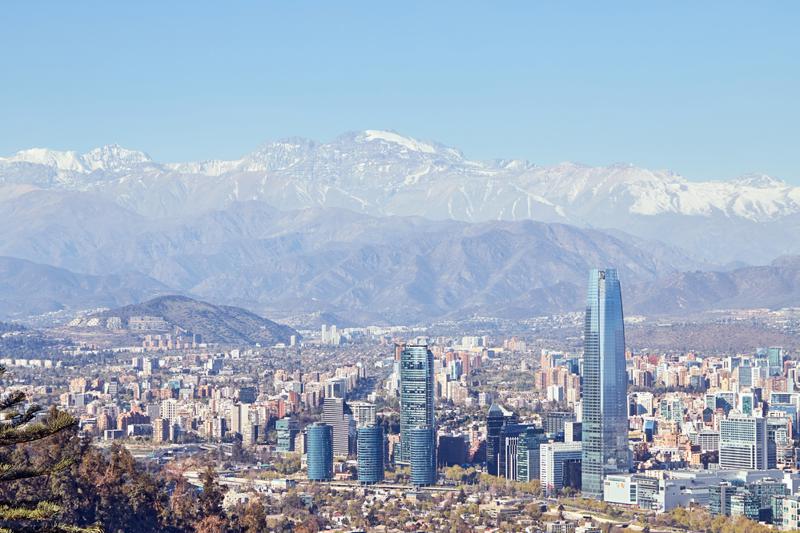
[0,188,701,321]
[93,295,297,345]
[2,131,799,262]
[0,256,171,319]
[628,256,800,315]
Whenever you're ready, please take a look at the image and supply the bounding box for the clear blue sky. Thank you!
[1,1,798,182]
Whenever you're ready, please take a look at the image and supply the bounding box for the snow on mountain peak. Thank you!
[730,173,786,188]
[360,130,437,154]
[1,144,152,173]
[5,148,86,172]
[81,144,152,171]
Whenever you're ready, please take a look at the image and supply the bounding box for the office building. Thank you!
[565,421,582,443]
[408,427,436,486]
[306,423,333,481]
[768,347,784,377]
[486,402,517,476]
[322,397,356,457]
[357,425,385,484]
[516,426,548,482]
[399,344,435,465]
[276,417,299,453]
[545,411,575,437]
[541,441,583,496]
[719,416,768,470]
[582,268,631,498]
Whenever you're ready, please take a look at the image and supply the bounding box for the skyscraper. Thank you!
[399,344,435,465]
[582,268,631,499]
[322,397,356,457]
[357,424,385,484]
[516,426,547,482]
[408,427,437,486]
[719,415,768,470]
[486,402,516,476]
[307,423,334,481]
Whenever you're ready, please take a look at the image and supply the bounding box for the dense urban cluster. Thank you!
[4,269,800,533]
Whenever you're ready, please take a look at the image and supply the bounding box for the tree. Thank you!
[238,499,267,533]
[194,515,226,533]
[198,466,226,521]
[165,476,199,531]
[0,367,97,533]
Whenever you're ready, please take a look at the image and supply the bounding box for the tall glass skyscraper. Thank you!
[357,424,385,484]
[581,268,630,499]
[307,423,334,481]
[399,344,435,466]
[486,402,516,476]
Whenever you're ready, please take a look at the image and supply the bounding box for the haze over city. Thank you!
[1,3,800,533]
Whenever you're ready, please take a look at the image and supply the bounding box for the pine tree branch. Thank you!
[0,391,26,412]
[0,411,76,446]
[0,456,76,483]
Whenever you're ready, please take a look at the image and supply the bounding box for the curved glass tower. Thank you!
[357,425,385,484]
[408,426,437,486]
[399,344,435,465]
[581,268,630,499]
[307,423,334,481]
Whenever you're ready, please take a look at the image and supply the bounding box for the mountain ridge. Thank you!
[89,294,298,345]
[2,130,797,263]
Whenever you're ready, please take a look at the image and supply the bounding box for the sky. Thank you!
[1,1,798,182]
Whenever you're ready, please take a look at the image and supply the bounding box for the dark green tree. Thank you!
[0,366,98,532]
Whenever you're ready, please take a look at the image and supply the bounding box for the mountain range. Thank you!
[3,130,799,264]
[2,130,799,323]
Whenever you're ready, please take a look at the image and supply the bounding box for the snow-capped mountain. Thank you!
[2,130,799,262]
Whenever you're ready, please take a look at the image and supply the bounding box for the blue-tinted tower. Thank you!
[408,427,437,486]
[307,423,333,481]
[357,425,385,484]
[582,268,631,499]
[399,344,435,465]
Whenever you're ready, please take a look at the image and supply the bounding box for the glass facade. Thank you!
[276,417,299,453]
[516,426,547,482]
[307,423,333,481]
[486,402,516,476]
[357,425,385,484]
[582,268,631,499]
[399,344,435,465]
[408,427,437,486]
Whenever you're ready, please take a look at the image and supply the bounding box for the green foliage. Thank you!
[0,366,91,532]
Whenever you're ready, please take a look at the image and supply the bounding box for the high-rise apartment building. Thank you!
[582,268,631,499]
[350,401,377,427]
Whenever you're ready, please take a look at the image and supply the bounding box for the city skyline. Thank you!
[2,2,799,531]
